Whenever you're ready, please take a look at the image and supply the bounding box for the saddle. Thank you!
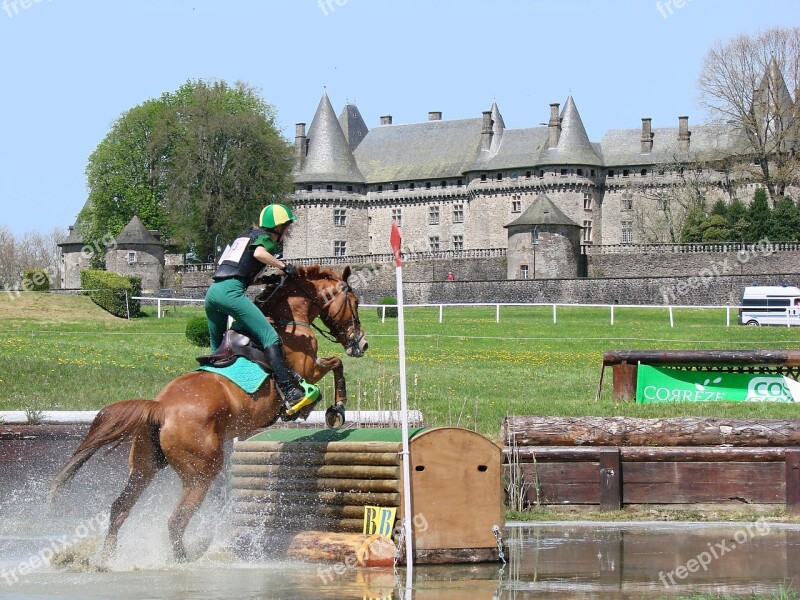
[196,330,270,371]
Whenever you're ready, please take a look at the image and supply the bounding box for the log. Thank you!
[230,463,401,480]
[504,445,789,462]
[602,349,800,367]
[231,451,400,466]
[286,531,396,567]
[229,488,401,506]
[233,440,401,453]
[231,513,367,533]
[230,476,400,493]
[502,416,800,447]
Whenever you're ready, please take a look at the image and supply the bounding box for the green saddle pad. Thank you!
[196,356,269,394]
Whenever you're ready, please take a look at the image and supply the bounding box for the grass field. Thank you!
[2,292,800,438]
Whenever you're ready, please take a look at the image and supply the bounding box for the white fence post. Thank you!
[610,305,614,325]
[157,298,163,319]
[439,304,443,324]
[496,304,500,323]
[669,306,674,328]
[726,307,730,327]
[553,304,557,324]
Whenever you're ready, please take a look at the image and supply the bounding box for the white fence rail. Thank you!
[135,295,800,328]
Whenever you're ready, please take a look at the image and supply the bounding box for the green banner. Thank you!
[636,365,799,403]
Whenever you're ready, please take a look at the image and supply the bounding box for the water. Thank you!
[2,512,799,599]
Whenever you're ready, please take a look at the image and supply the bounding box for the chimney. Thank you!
[480,110,493,151]
[428,111,442,121]
[380,115,393,125]
[678,116,691,148]
[295,123,307,157]
[548,103,561,148]
[640,118,654,153]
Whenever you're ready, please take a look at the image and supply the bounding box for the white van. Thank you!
[738,285,800,326]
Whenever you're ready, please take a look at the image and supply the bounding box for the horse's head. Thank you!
[300,265,369,357]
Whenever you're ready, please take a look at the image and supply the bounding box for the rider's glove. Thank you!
[282,263,298,277]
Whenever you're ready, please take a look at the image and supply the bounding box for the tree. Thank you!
[0,226,65,289]
[769,197,800,241]
[747,188,773,241]
[81,80,294,263]
[697,27,800,201]
[680,204,707,243]
[699,214,729,242]
[725,197,750,241]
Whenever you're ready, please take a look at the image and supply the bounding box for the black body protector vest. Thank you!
[212,228,282,286]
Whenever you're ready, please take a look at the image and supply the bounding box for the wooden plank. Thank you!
[599,449,622,510]
[612,363,637,402]
[505,446,788,462]
[231,451,400,466]
[602,349,800,367]
[233,440,401,453]
[623,462,784,504]
[230,463,401,479]
[786,449,800,514]
[230,488,400,506]
[230,476,400,493]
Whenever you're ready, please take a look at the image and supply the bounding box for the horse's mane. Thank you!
[253,265,347,310]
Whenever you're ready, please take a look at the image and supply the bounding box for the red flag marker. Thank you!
[390,221,403,266]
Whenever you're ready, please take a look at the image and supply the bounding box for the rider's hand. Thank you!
[282,263,298,277]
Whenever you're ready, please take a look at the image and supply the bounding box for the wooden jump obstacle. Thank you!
[598,349,800,402]
[503,415,800,512]
[230,426,504,564]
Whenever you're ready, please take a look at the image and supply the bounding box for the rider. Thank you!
[204,203,319,414]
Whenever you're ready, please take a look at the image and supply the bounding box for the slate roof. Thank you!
[354,117,484,182]
[539,96,603,166]
[505,193,579,228]
[112,216,162,246]
[295,93,365,184]
[338,104,369,152]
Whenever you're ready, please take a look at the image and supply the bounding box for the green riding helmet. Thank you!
[260,204,297,229]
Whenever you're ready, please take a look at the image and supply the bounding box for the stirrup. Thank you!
[283,380,321,417]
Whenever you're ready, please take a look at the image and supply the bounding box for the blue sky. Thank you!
[1,0,797,237]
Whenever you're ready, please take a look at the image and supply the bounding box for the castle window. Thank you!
[640,168,648,176]
[621,197,633,211]
[453,204,464,223]
[480,173,487,182]
[584,193,592,210]
[426,182,431,190]
[512,199,521,213]
[327,184,333,192]
[334,209,347,227]
[453,235,463,250]
[577,168,584,176]
[496,173,503,181]
[127,252,136,265]
[377,185,383,193]
[560,169,568,176]
[410,183,415,190]
[590,169,596,177]
[511,171,519,179]
[608,170,615,178]
[525,171,531,178]
[656,196,665,211]
[538,170,544,178]
[623,169,630,177]
[333,240,347,257]
[428,236,440,252]
[392,208,402,227]
[457,179,463,186]
[519,265,529,280]
[393,183,399,191]
[347,185,353,192]
[306,184,313,192]
[531,227,539,245]
[441,181,447,188]
[583,220,593,243]
[621,221,634,244]
[428,205,440,225]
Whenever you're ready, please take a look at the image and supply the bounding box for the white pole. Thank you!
[439,304,443,323]
[395,264,414,577]
[610,305,614,325]
[669,306,674,328]
[726,306,730,327]
[496,304,500,323]
[157,298,163,319]
[552,304,557,324]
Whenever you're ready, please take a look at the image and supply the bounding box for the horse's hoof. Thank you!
[325,405,345,428]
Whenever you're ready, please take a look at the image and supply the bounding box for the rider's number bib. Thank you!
[218,236,250,266]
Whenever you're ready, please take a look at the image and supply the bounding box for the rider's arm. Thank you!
[253,245,288,270]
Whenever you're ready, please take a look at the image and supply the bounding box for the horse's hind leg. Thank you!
[101,430,163,563]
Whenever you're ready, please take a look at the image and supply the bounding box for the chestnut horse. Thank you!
[49,265,367,562]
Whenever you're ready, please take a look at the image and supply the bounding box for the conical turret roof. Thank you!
[539,96,603,166]
[505,193,579,228]
[296,92,364,184]
[112,215,162,246]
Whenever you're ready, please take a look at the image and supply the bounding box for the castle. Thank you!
[286,63,797,279]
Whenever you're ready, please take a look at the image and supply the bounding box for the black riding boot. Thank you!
[263,343,305,410]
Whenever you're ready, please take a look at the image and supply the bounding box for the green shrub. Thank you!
[80,269,142,318]
[186,316,210,347]
[22,269,51,291]
[377,296,398,318]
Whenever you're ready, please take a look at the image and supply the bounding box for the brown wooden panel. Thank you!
[535,482,600,504]
[599,448,622,510]
[786,449,800,513]
[623,462,784,504]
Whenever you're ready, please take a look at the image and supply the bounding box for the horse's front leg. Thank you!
[316,356,347,406]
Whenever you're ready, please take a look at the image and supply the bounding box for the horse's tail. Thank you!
[48,398,164,505]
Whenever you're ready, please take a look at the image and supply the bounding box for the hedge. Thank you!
[186,316,210,348]
[377,296,398,318]
[80,269,142,318]
[22,269,51,292]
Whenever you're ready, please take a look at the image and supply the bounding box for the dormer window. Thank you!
[326,184,333,192]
